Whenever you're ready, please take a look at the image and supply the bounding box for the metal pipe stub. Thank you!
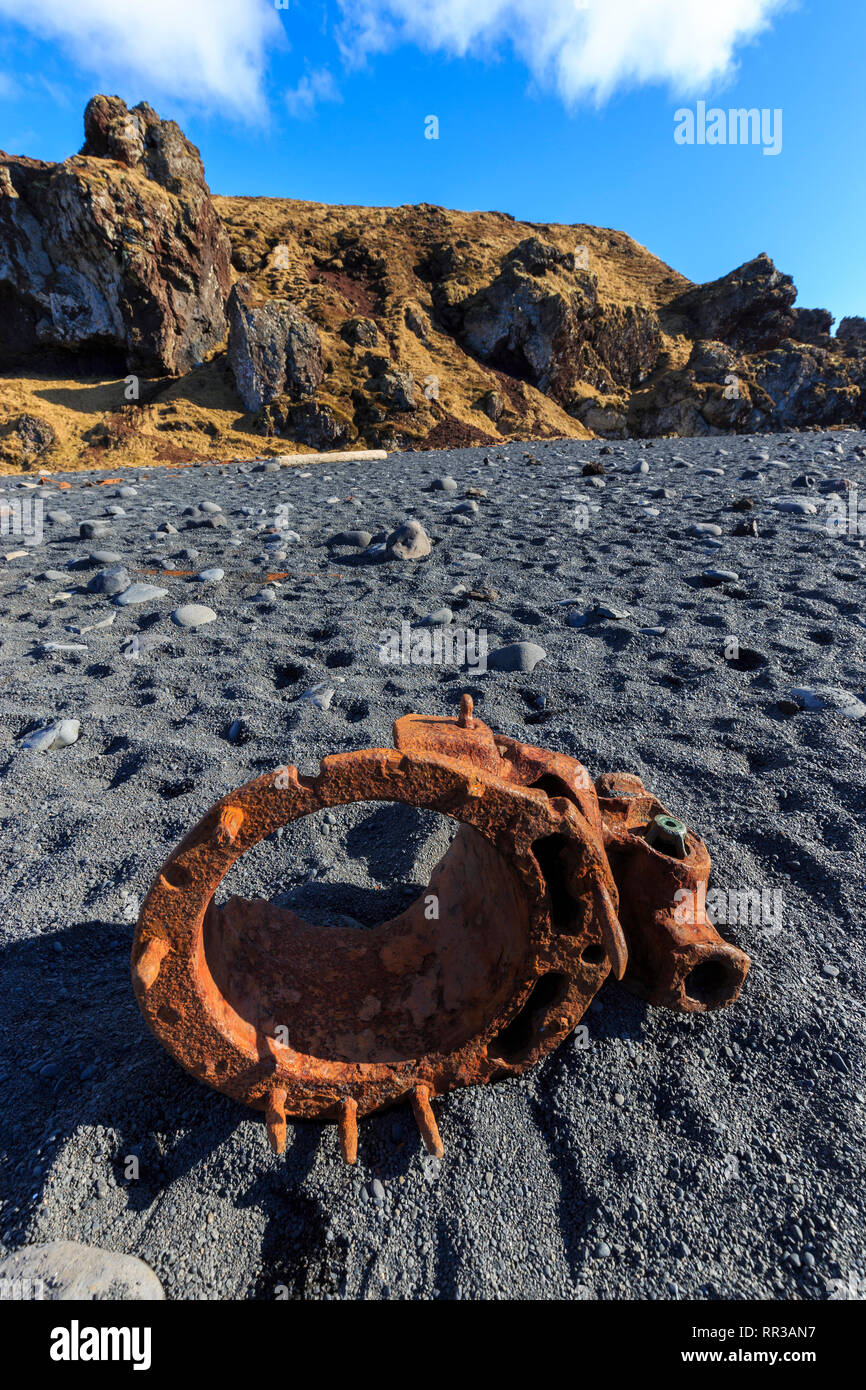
[131,698,750,1163]
[595,773,751,1013]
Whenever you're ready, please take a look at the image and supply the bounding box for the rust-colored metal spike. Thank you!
[411,1084,444,1159]
[133,937,169,991]
[593,884,628,981]
[132,695,750,1165]
[266,1088,287,1155]
[457,693,475,729]
[338,1098,358,1165]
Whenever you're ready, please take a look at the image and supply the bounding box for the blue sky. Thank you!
[1,0,863,322]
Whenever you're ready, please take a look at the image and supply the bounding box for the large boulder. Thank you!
[670,254,797,352]
[0,95,232,374]
[227,280,324,412]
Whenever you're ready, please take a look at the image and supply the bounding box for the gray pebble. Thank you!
[488,641,547,673]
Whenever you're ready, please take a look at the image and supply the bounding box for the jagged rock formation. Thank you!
[0,96,863,470]
[0,95,231,375]
[669,254,798,352]
[226,280,324,412]
[838,317,866,344]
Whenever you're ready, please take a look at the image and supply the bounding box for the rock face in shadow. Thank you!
[838,316,866,345]
[670,254,798,353]
[427,236,662,405]
[0,95,232,374]
[226,279,325,412]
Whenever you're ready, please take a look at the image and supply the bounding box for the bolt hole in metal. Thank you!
[529,773,580,806]
[161,862,191,889]
[581,942,606,965]
[201,804,531,1065]
[488,972,570,1064]
[531,833,578,932]
[684,957,739,1007]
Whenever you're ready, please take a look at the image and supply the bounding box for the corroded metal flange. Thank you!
[131,696,750,1163]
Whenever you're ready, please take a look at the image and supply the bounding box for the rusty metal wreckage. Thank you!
[132,695,750,1166]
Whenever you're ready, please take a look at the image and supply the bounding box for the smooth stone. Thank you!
[702,568,740,583]
[114,583,169,606]
[41,642,87,654]
[199,500,223,513]
[170,604,217,629]
[386,519,432,560]
[195,567,224,582]
[87,566,131,597]
[0,1241,164,1301]
[773,499,818,514]
[452,500,478,515]
[431,476,458,492]
[21,718,80,751]
[329,530,373,548]
[46,510,73,525]
[89,550,122,564]
[420,608,454,626]
[488,641,547,673]
[688,523,722,537]
[79,520,110,539]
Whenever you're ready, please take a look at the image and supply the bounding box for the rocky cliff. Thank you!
[0,96,863,471]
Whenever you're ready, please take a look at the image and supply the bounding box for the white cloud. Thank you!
[285,68,342,120]
[336,0,790,104]
[0,0,284,117]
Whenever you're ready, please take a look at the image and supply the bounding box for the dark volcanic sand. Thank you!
[1,430,864,1301]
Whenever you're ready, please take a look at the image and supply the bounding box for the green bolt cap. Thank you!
[646,813,688,859]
